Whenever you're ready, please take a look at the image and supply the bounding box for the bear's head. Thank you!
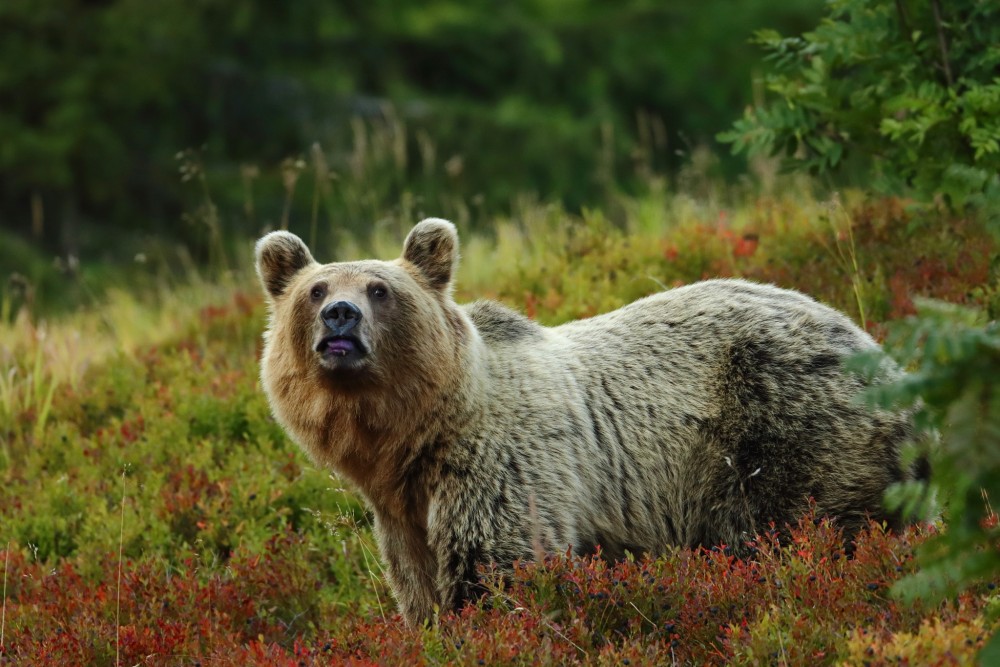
[255,218,468,397]
[255,218,473,502]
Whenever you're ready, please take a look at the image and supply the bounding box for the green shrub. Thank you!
[852,299,1000,662]
[720,0,1000,213]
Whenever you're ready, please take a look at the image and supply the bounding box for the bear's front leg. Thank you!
[428,512,488,615]
[427,482,529,616]
[372,512,439,626]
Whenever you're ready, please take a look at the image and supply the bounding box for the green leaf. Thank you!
[979,632,1000,667]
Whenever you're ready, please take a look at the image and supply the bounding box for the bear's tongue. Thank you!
[326,338,357,357]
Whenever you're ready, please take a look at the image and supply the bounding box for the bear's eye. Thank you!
[370,285,388,300]
[310,284,326,301]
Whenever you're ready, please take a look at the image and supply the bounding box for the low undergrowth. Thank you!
[3,518,997,665]
[1,190,998,664]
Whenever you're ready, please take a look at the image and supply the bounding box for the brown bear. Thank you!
[256,218,921,626]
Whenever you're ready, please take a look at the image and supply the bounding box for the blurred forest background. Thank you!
[1,0,824,312]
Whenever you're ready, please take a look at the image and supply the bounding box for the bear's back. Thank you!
[554,278,875,360]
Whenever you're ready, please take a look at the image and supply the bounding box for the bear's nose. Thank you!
[321,300,362,334]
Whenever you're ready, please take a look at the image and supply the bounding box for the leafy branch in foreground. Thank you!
[719,0,1000,212]
[851,298,1000,661]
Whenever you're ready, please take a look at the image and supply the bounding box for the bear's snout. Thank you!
[321,300,363,336]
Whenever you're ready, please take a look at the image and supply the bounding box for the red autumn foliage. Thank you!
[2,515,995,665]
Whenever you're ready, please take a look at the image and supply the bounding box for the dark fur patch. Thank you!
[912,455,932,481]
[801,353,841,374]
[826,322,865,350]
[446,542,486,610]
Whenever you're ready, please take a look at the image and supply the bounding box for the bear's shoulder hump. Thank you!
[464,300,543,344]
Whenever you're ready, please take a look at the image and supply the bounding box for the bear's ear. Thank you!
[255,231,316,300]
[402,218,459,291]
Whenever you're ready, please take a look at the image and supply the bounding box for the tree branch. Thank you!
[894,0,910,36]
[930,0,954,87]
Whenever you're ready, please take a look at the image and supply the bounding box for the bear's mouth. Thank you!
[316,335,368,359]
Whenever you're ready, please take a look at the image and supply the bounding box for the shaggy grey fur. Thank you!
[256,219,921,625]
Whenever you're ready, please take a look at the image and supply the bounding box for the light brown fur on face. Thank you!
[256,218,925,627]
[257,223,475,518]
